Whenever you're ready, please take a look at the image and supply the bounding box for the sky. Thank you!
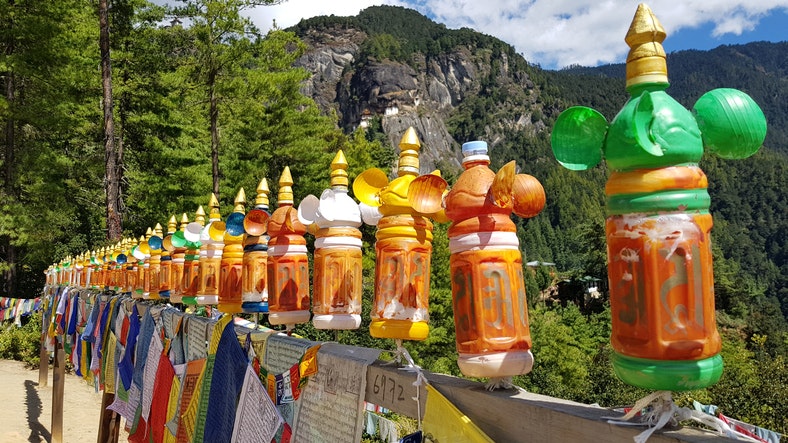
[244,0,788,70]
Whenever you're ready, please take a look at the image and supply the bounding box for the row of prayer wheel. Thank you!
[46,4,768,391]
[47,127,546,382]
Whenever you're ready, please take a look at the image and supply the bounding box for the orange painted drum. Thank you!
[180,249,200,304]
[266,244,310,325]
[134,260,145,299]
[218,243,244,313]
[441,140,544,378]
[312,228,363,327]
[146,256,161,300]
[159,256,171,297]
[607,213,721,362]
[241,247,267,303]
[451,248,531,355]
[371,215,433,341]
[126,263,137,294]
[197,251,221,304]
[169,250,186,302]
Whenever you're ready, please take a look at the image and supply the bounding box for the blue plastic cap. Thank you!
[462,140,488,156]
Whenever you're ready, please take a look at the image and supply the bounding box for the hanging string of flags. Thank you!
[44,285,325,443]
[0,296,42,323]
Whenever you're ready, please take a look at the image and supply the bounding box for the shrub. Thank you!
[0,311,43,367]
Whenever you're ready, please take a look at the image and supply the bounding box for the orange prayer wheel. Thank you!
[551,4,766,390]
[158,215,177,299]
[444,141,544,378]
[299,151,364,330]
[354,127,447,341]
[169,213,190,303]
[145,223,164,299]
[241,178,271,314]
[218,188,247,314]
[267,167,311,327]
[133,232,150,299]
[197,193,223,305]
[181,206,205,305]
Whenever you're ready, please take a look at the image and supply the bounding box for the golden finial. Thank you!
[278,167,294,206]
[625,3,668,88]
[195,205,206,226]
[398,127,421,177]
[233,188,246,213]
[208,193,221,220]
[167,215,177,234]
[330,150,349,189]
[154,223,163,237]
[180,213,189,231]
[145,227,153,239]
[255,178,270,207]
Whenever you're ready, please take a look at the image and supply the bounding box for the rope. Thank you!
[395,340,428,431]
[606,391,763,443]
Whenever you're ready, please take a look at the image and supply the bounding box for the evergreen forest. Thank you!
[1,1,786,434]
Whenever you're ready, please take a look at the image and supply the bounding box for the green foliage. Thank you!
[516,304,611,402]
[1,1,786,434]
[0,312,42,367]
[706,329,788,434]
[0,0,103,295]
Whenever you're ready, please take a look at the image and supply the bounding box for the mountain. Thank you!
[288,6,788,347]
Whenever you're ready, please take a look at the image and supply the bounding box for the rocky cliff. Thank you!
[293,13,547,173]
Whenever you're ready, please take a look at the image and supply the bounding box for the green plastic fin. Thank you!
[551,106,607,170]
[693,88,767,160]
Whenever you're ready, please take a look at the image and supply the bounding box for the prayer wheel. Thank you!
[551,4,767,391]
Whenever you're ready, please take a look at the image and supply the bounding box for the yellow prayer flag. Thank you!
[164,375,181,443]
[105,332,117,395]
[423,384,494,443]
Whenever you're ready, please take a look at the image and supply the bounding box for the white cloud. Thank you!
[245,0,788,68]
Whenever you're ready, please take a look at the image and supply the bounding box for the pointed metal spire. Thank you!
[330,150,349,189]
[167,215,177,234]
[278,167,294,206]
[208,193,221,220]
[233,188,246,213]
[180,213,189,231]
[625,3,668,88]
[255,178,270,208]
[397,127,421,177]
[195,205,206,226]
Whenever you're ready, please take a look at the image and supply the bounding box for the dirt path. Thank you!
[0,359,129,443]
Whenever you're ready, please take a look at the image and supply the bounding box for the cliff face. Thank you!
[294,24,544,173]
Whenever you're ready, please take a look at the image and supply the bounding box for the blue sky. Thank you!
[245,0,788,70]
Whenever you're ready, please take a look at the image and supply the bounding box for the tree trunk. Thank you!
[3,11,16,296]
[209,70,220,196]
[99,0,122,241]
[3,72,16,295]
